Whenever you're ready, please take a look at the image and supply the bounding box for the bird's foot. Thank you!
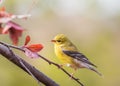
[69,73,74,79]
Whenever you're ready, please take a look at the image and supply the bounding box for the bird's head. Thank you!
[51,34,68,45]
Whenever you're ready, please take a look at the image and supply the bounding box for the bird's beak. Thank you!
[51,40,56,42]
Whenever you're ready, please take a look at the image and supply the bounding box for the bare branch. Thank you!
[0,42,84,86]
[0,44,59,86]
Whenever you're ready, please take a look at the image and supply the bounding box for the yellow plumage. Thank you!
[51,34,102,76]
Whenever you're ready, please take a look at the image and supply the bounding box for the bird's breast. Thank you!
[54,45,74,64]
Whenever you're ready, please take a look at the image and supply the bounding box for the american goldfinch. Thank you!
[51,34,102,76]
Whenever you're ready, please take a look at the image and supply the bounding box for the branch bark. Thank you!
[0,44,59,86]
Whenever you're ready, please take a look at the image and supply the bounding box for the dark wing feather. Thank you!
[63,50,97,67]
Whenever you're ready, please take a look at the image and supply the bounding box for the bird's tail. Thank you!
[88,66,102,76]
[81,62,102,76]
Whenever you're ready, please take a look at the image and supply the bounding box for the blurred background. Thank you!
[0,0,120,86]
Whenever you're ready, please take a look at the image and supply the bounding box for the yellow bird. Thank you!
[51,34,102,76]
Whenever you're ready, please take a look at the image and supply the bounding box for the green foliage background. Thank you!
[0,0,120,86]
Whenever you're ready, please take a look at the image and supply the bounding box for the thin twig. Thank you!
[26,0,38,14]
[38,54,84,86]
[0,42,23,51]
[19,59,42,86]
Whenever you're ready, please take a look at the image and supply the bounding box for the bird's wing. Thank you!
[63,50,97,67]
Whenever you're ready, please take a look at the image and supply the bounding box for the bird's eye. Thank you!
[57,40,61,42]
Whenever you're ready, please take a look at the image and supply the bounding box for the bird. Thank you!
[51,34,102,76]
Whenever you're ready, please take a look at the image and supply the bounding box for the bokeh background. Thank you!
[0,0,120,86]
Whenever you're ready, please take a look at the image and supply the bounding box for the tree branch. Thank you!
[0,42,84,86]
[0,44,59,86]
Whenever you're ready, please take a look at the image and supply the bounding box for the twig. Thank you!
[26,0,38,14]
[38,54,84,86]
